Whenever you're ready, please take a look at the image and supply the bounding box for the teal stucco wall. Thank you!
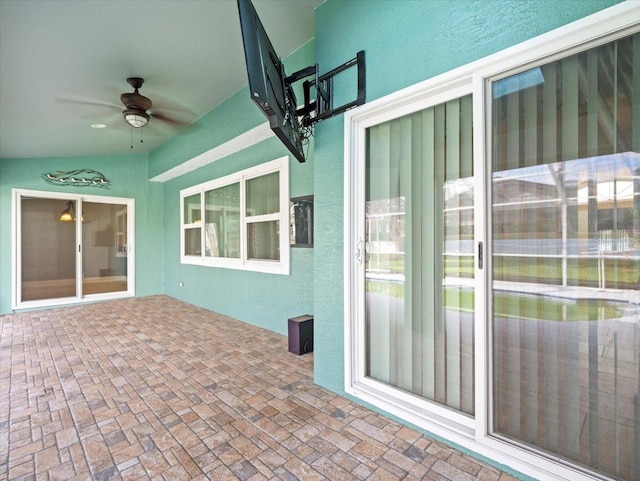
[0,153,164,313]
[149,41,315,335]
[311,0,623,393]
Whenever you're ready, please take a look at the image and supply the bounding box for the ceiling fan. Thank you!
[121,77,152,128]
[56,77,192,132]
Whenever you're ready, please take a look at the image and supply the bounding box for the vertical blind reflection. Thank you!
[491,32,639,480]
[365,94,474,415]
[246,172,279,216]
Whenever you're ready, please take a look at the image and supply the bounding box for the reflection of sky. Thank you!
[493,151,640,201]
[444,177,474,203]
[493,67,544,98]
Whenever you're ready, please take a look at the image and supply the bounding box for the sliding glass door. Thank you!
[347,20,639,481]
[490,32,640,480]
[14,191,134,308]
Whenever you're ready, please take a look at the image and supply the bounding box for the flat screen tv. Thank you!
[237,0,306,162]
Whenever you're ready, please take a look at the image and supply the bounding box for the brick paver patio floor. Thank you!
[0,295,517,480]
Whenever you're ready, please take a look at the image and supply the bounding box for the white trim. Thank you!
[12,189,135,311]
[348,385,603,481]
[75,198,83,298]
[344,3,640,481]
[179,156,290,275]
[150,122,274,182]
[473,70,491,442]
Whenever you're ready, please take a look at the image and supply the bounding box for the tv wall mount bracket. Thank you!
[286,50,366,128]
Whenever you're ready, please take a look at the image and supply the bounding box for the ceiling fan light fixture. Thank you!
[123,109,149,128]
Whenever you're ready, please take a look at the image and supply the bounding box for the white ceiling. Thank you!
[0,0,323,159]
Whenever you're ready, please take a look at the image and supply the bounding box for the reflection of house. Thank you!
[496,152,638,208]
[492,178,559,207]
[493,154,639,257]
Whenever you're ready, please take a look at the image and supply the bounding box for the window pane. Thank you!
[204,183,240,258]
[247,221,279,260]
[365,94,474,415]
[183,193,201,224]
[184,227,201,256]
[246,172,279,216]
[491,32,640,480]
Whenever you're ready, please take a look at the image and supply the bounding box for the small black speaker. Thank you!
[288,315,314,355]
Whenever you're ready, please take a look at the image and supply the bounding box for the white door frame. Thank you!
[12,188,135,310]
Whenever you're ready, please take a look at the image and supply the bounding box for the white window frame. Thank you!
[12,188,135,310]
[344,3,640,481]
[180,156,290,275]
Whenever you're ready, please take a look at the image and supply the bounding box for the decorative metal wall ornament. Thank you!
[42,169,110,188]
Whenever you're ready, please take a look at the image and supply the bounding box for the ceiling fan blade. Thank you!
[55,98,122,110]
[145,92,196,116]
[149,111,191,128]
[90,112,123,126]
[55,98,123,122]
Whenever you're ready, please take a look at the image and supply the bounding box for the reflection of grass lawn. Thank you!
[492,294,624,321]
[367,280,404,299]
[368,254,639,288]
[493,256,639,288]
[366,282,626,322]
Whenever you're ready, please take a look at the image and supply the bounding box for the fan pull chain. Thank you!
[129,126,144,149]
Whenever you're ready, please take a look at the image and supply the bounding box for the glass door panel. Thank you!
[20,197,77,301]
[16,192,134,307]
[491,32,640,480]
[81,202,128,295]
[365,95,475,415]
